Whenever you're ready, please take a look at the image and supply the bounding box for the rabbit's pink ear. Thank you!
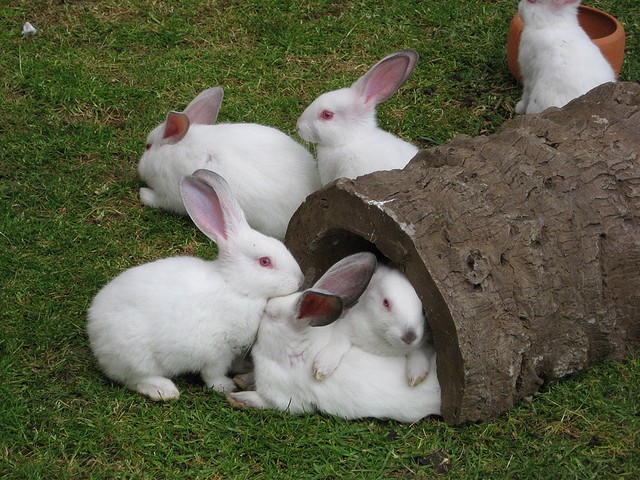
[297,291,344,327]
[192,168,246,227]
[180,169,247,244]
[352,50,419,106]
[162,111,190,144]
[313,252,377,308]
[184,87,224,125]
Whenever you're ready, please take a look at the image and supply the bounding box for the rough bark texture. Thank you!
[285,82,640,425]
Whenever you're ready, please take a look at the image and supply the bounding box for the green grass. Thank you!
[1,0,639,478]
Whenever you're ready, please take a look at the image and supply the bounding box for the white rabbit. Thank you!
[226,253,441,423]
[312,263,433,387]
[515,0,616,115]
[138,87,321,240]
[296,50,420,185]
[87,169,304,401]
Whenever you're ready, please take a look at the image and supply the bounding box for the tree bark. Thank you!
[285,82,640,425]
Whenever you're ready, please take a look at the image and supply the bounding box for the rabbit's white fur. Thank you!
[226,253,441,423]
[88,170,304,400]
[296,51,420,185]
[515,0,616,115]
[312,264,433,387]
[138,87,321,240]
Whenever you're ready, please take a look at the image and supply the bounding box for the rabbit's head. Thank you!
[180,169,304,298]
[261,252,377,335]
[296,51,418,146]
[519,0,581,27]
[355,265,427,353]
[142,87,224,155]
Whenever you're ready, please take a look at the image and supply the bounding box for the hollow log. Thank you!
[285,82,640,425]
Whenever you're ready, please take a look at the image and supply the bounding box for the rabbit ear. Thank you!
[184,87,224,125]
[351,50,419,106]
[297,291,344,327]
[162,111,190,144]
[313,252,377,308]
[191,168,247,227]
[180,169,247,244]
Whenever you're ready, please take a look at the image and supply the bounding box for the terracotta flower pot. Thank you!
[507,4,626,83]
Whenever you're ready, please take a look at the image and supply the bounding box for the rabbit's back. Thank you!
[139,123,319,238]
[317,130,418,184]
[518,14,616,113]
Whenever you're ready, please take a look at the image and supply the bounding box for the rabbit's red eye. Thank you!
[321,110,334,120]
[259,257,272,268]
[383,298,391,310]
[145,143,152,151]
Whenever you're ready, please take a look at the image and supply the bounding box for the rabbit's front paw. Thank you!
[312,348,342,382]
[233,372,256,391]
[406,349,431,387]
[202,370,237,393]
[210,377,237,393]
[226,391,268,410]
[139,187,160,207]
[135,376,180,401]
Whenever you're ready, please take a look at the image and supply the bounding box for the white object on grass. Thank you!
[22,22,37,36]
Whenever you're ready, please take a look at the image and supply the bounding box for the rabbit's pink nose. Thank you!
[401,330,417,345]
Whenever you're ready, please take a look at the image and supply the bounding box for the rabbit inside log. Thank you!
[227,253,441,423]
[312,263,434,388]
